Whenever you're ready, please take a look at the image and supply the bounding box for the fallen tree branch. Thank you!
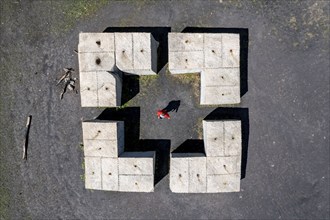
[22,115,32,160]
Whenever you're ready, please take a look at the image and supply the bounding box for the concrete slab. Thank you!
[201,85,240,105]
[101,158,119,191]
[78,52,115,72]
[132,33,157,74]
[207,174,240,193]
[202,68,239,86]
[203,120,225,157]
[115,33,134,71]
[97,71,122,107]
[82,121,124,141]
[169,51,204,74]
[207,156,241,175]
[204,34,222,68]
[189,157,207,193]
[118,175,154,192]
[79,33,115,53]
[170,156,189,193]
[83,139,122,158]
[168,33,204,51]
[221,34,240,68]
[84,157,102,190]
[79,72,98,107]
[80,71,121,107]
[224,121,242,156]
[118,152,155,175]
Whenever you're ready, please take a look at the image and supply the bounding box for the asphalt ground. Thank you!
[0,0,329,219]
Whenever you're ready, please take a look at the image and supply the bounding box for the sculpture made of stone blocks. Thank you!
[78,32,158,108]
[168,33,240,105]
[82,121,155,192]
[170,120,242,193]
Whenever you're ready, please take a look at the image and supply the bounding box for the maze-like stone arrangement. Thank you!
[79,31,244,193]
[168,33,240,105]
[78,32,158,107]
[170,120,241,193]
[82,121,155,192]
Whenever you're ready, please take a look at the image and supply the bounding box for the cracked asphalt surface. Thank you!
[0,0,329,219]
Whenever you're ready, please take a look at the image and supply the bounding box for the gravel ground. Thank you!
[0,0,329,219]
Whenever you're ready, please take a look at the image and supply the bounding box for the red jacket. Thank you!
[157,109,170,119]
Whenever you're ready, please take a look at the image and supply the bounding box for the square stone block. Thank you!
[79,52,115,72]
[168,33,204,51]
[119,175,154,192]
[201,85,240,105]
[189,157,207,193]
[224,121,242,156]
[79,33,115,53]
[97,71,122,107]
[170,156,189,193]
[80,72,98,107]
[118,152,155,175]
[204,34,222,68]
[203,120,225,157]
[115,33,134,71]
[101,158,119,191]
[82,121,124,141]
[207,174,240,192]
[85,157,101,190]
[132,33,157,72]
[169,51,204,74]
[222,34,240,68]
[207,156,241,175]
[202,68,239,87]
[83,139,124,158]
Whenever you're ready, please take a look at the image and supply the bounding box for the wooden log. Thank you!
[22,115,32,160]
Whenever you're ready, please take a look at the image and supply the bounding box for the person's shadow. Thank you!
[162,100,181,112]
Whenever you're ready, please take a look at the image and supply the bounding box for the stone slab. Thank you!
[204,34,222,68]
[97,71,122,107]
[84,157,102,190]
[115,33,134,71]
[202,68,239,86]
[83,139,123,158]
[118,175,154,192]
[203,120,225,157]
[168,33,204,52]
[80,72,98,107]
[82,121,124,141]
[222,34,240,68]
[101,158,119,191]
[118,33,158,75]
[170,156,189,193]
[132,33,152,70]
[189,157,207,193]
[169,51,204,74]
[200,85,240,105]
[207,174,240,193]
[79,33,115,53]
[78,52,115,72]
[224,120,242,156]
[207,156,241,175]
[118,152,155,175]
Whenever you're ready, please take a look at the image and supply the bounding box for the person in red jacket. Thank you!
[157,109,170,119]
